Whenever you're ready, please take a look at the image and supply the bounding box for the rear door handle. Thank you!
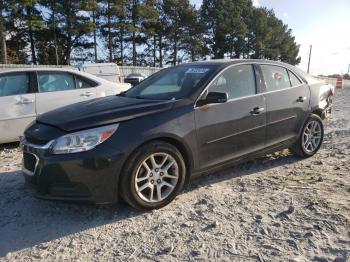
[80,91,93,97]
[296,96,307,102]
[250,107,265,115]
[17,98,34,104]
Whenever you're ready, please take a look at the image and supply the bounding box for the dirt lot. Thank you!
[0,88,349,262]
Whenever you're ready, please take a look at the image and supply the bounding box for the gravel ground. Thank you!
[0,88,349,262]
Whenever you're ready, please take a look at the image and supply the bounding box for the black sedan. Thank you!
[21,59,334,209]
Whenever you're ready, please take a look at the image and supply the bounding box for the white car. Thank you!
[0,68,130,143]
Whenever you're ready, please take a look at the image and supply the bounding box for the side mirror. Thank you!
[197,92,228,106]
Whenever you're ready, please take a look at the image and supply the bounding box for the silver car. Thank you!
[0,68,130,143]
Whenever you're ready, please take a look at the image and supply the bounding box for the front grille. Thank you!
[23,152,37,173]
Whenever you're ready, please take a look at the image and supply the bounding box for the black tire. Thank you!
[120,141,186,210]
[290,114,324,158]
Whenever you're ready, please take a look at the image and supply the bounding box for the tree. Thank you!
[162,0,198,65]
[0,0,301,66]
[246,7,300,64]
[178,4,206,62]
[2,1,28,63]
[47,0,95,64]
[201,0,248,58]
[0,2,7,64]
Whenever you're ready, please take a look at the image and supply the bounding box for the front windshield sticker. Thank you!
[185,68,210,74]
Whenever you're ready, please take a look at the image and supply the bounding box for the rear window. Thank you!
[75,75,98,88]
[288,70,302,86]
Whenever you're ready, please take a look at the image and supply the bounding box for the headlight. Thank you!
[51,124,119,154]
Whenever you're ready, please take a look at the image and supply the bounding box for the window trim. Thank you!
[0,71,33,97]
[195,62,259,108]
[36,71,78,93]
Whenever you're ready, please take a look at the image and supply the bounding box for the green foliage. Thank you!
[0,0,301,66]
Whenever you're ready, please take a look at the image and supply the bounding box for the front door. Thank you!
[0,72,36,143]
[259,64,310,147]
[195,64,266,169]
[35,71,97,115]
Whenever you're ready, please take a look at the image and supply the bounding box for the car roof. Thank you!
[181,59,317,84]
[0,67,77,73]
[182,58,295,68]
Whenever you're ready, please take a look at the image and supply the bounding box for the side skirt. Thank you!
[189,138,296,180]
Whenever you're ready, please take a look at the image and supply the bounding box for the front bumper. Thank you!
[21,139,126,204]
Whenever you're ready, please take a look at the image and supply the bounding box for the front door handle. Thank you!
[296,96,307,102]
[250,107,265,115]
[80,91,93,97]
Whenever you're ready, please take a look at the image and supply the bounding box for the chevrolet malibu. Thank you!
[21,60,334,210]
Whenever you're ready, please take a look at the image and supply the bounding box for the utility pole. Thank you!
[348,64,350,75]
[307,45,312,74]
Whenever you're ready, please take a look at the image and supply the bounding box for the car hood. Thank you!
[37,96,174,132]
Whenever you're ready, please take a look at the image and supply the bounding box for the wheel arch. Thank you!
[120,135,194,187]
[311,108,324,119]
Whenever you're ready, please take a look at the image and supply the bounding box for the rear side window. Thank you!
[288,70,302,86]
[0,73,30,97]
[208,65,256,99]
[75,75,98,89]
[261,65,291,92]
[38,72,76,92]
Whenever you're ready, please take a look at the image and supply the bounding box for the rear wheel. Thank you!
[120,141,186,210]
[290,114,324,158]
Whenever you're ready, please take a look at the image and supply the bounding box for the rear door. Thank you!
[195,64,266,169]
[0,72,36,143]
[259,64,310,147]
[35,71,97,115]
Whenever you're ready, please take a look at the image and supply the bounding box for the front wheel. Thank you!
[120,141,186,210]
[290,114,324,158]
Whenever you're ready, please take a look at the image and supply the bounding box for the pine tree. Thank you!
[0,2,7,64]
[47,0,95,65]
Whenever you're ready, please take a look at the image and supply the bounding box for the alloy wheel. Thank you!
[134,152,179,203]
[302,120,322,153]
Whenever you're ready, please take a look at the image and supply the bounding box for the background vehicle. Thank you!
[0,68,130,143]
[124,73,148,86]
[21,59,333,209]
[78,63,122,83]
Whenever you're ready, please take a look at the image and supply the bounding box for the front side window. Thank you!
[38,72,76,92]
[208,65,256,99]
[261,65,291,92]
[0,73,30,97]
[124,65,219,100]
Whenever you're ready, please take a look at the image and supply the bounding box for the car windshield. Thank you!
[123,65,219,100]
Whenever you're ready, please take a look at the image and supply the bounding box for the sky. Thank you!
[190,0,350,75]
